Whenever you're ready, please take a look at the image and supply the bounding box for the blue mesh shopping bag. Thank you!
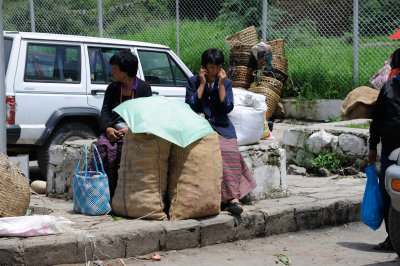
[73,144,111,215]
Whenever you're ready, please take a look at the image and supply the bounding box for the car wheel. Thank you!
[389,206,400,257]
[37,122,97,178]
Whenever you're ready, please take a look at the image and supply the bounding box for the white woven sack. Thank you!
[229,89,267,146]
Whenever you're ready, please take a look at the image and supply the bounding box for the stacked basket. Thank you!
[226,26,258,89]
[249,39,288,119]
[0,153,30,217]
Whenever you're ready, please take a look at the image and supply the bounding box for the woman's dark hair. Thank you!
[201,48,224,68]
[109,50,138,77]
[390,48,400,70]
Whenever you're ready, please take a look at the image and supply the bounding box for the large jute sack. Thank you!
[0,153,30,217]
[112,132,170,220]
[168,133,223,221]
[341,86,379,120]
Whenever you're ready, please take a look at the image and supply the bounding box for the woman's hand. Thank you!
[116,126,129,139]
[368,150,377,165]
[105,127,119,143]
[218,69,226,87]
[199,67,208,85]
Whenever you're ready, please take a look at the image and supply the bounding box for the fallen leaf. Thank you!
[325,232,331,236]
[274,254,291,266]
[149,253,161,261]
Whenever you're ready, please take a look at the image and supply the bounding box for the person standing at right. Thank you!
[368,48,400,251]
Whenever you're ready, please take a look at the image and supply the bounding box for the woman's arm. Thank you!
[100,84,116,132]
[216,78,234,115]
[185,76,204,113]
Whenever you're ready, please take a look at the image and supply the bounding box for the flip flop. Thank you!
[373,238,393,251]
[224,202,243,215]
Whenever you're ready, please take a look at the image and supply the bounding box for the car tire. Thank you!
[37,122,97,178]
[389,206,400,257]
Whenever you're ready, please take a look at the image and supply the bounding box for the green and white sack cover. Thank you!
[113,96,215,148]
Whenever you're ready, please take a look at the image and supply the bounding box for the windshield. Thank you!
[4,39,13,74]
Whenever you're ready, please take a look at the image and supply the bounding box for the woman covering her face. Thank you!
[185,48,257,215]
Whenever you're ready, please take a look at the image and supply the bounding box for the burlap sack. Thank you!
[341,86,379,120]
[112,132,170,220]
[168,133,223,221]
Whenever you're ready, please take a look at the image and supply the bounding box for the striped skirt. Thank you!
[218,135,257,203]
[88,133,123,198]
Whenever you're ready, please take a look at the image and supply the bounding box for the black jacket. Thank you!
[100,79,152,132]
[369,74,400,155]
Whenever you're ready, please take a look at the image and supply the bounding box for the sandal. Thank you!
[373,237,393,251]
[224,202,243,215]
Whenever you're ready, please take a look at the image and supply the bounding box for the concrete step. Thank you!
[0,175,365,266]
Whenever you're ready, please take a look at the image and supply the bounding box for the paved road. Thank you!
[77,222,399,266]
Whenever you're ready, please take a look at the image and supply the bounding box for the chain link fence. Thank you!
[2,0,400,99]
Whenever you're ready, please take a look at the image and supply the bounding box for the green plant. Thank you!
[309,152,341,172]
[345,122,371,129]
[326,115,342,123]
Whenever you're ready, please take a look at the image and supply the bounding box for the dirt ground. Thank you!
[58,222,399,266]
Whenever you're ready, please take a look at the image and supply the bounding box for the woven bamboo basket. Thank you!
[272,55,288,73]
[266,39,285,57]
[0,153,30,217]
[250,82,281,97]
[253,72,283,91]
[229,44,256,68]
[257,55,288,74]
[267,69,288,83]
[226,26,258,48]
[229,52,257,68]
[232,81,251,89]
[248,86,281,119]
[228,66,254,84]
[230,43,253,54]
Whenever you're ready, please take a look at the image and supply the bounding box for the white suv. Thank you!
[3,31,193,176]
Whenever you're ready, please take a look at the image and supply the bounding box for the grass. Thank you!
[116,20,399,99]
[345,122,371,129]
[118,19,236,74]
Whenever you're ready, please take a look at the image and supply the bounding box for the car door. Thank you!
[13,40,86,144]
[84,44,132,110]
[135,48,192,100]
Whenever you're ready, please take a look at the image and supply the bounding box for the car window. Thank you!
[4,39,12,74]
[138,50,187,86]
[25,44,81,83]
[88,47,126,84]
[170,58,188,86]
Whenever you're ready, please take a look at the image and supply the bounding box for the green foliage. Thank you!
[326,116,342,123]
[3,0,398,100]
[359,0,400,37]
[179,0,223,20]
[309,152,341,172]
[345,122,370,129]
[123,20,233,73]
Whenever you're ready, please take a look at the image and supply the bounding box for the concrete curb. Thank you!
[0,196,362,265]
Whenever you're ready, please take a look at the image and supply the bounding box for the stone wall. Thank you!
[46,139,287,202]
[281,99,342,121]
[282,119,378,171]
[240,140,287,202]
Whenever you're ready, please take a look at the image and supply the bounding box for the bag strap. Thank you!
[75,144,87,176]
[91,145,100,173]
[92,144,106,174]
